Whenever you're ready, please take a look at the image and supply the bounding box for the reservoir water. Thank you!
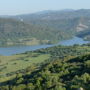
[59,37,89,46]
[0,37,89,56]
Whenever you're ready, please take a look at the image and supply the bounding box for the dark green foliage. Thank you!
[35,45,90,58]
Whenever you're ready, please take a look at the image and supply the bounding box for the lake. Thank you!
[0,37,89,56]
[59,37,89,46]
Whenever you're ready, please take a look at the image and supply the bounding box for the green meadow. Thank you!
[0,52,50,82]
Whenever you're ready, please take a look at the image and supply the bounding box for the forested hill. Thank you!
[0,18,75,46]
[0,9,90,46]
[0,44,90,90]
[13,9,90,41]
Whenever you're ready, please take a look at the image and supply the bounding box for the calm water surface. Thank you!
[59,37,89,46]
[0,37,89,56]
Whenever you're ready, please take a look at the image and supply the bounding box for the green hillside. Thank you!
[0,44,90,90]
[0,10,90,46]
[14,9,90,41]
[0,18,75,46]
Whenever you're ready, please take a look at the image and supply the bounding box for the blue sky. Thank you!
[0,0,90,15]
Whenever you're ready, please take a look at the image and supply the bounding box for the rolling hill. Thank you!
[0,44,90,90]
[0,9,90,46]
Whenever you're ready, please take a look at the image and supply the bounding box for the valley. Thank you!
[0,9,90,90]
[0,36,88,56]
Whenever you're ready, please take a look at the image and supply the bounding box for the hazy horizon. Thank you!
[1,9,90,16]
[0,0,90,15]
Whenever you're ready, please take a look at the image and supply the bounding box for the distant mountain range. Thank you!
[0,9,90,46]
[12,9,90,20]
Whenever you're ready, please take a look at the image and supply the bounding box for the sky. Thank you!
[0,0,90,15]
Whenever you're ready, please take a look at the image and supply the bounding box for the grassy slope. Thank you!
[0,45,90,83]
[0,53,50,82]
[0,45,90,89]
